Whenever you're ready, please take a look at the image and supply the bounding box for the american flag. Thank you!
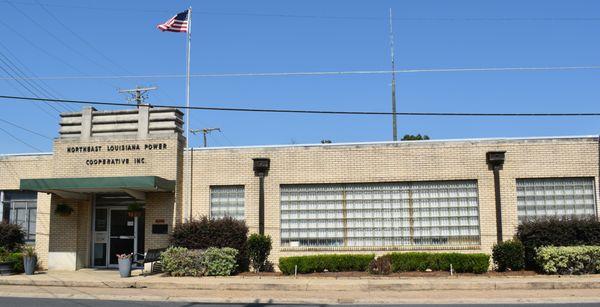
[157,10,189,32]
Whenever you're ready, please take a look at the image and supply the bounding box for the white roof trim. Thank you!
[0,152,53,157]
[185,135,599,151]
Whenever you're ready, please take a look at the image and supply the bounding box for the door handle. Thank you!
[110,236,135,239]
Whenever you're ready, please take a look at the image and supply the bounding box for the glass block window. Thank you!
[280,181,480,248]
[517,178,597,222]
[210,186,245,220]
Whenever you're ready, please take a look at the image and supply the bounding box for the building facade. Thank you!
[1,106,599,270]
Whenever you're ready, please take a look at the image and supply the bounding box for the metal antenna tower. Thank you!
[389,8,398,141]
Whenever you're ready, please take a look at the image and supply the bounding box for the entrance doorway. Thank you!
[92,194,145,268]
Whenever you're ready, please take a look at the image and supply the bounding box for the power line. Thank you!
[0,117,53,140]
[34,0,132,76]
[0,126,43,152]
[3,94,600,117]
[0,41,74,111]
[7,2,122,76]
[2,65,600,81]
[3,1,600,22]
[0,50,70,113]
[0,57,62,114]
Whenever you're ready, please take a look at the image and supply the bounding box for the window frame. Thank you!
[3,197,37,242]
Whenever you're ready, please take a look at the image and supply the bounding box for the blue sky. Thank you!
[1,0,600,153]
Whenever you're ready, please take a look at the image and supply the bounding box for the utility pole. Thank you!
[190,128,221,147]
[389,8,398,141]
[187,127,220,219]
[118,86,158,107]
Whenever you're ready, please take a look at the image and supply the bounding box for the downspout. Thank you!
[258,175,265,234]
[486,151,506,243]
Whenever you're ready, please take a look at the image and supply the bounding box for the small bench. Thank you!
[135,248,166,276]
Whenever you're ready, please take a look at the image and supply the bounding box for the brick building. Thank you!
[1,106,598,270]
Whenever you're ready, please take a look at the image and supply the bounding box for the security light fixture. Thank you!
[253,158,270,177]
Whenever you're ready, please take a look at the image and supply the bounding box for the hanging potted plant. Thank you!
[55,203,74,217]
[22,245,37,275]
[127,203,143,218]
[116,253,133,278]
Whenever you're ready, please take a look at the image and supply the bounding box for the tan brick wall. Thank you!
[0,154,53,190]
[47,196,91,269]
[2,136,599,270]
[183,137,600,264]
[34,192,51,269]
[145,192,175,250]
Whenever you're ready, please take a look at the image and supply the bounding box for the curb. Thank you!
[1,278,600,291]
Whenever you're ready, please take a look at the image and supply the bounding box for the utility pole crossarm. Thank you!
[118,86,158,106]
[190,127,221,147]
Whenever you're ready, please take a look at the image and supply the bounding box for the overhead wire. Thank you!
[0,14,124,96]
[0,41,74,111]
[2,65,600,81]
[0,50,70,112]
[0,126,43,152]
[0,68,55,119]
[3,1,600,22]
[7,2,123,76]
[3,94,600,117]
[0,117,53,140]
[0,58,62,115]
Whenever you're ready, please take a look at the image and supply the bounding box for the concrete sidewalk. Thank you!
[1,270,600,292]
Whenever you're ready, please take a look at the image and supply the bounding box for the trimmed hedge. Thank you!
[492,239,525,271]
[160,246,205,277]
[536,246,600,275]
[160,246,239,277]
[388,252,490,274]
[517,218,600,268]
[278,254,375,275]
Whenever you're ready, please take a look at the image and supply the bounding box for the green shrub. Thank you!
[170,216,249,271]
[536,246,600,275]
[8,252,23,273]
[0,248,23,273]
[492,240,525,271]
[202,247,238,276]
[368,255,392,275]
[517,218,600,269]
[278,254,375,275]
[160,246,205,277]
[247,234,272,272]
[0,222,25,251]
[388,252,490,274]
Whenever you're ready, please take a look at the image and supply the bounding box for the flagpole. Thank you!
[185,6,192,146]
[186,7,192,220]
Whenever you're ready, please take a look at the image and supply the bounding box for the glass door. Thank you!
[108,209,137,267]
[93,208,108,266]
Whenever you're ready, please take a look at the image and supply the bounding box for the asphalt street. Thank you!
[0,299,599,307]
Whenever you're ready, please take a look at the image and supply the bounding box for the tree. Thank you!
[401,134,430,141]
